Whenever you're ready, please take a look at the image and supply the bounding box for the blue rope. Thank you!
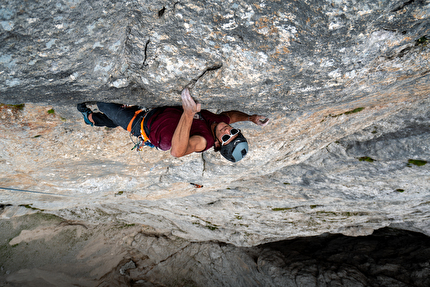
[0,187,73,197]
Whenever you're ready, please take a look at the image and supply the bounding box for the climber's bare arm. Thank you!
[171,88,207,157]
[220,111,269,126]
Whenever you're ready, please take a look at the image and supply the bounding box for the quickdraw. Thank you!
[131,136,155,151]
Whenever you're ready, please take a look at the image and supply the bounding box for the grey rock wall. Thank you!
[2,0,429,109]
[1,0,430,251]
[2,212,430,286]
[1,0,430,285]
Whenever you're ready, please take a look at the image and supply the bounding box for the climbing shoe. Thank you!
[77,103,94,126]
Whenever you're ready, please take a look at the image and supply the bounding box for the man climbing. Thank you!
[77,88,269,162]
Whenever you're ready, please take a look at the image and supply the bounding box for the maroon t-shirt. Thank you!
[146,107,230,151]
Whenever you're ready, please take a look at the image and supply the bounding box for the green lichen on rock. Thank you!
[329,107,365,118]
[191,215,219,231]
[407,159,427,166]
[1,103,25,110]
[12,104,25,110]
[120,223,136,228]
[344,107,365,115]
[315,211,366,217]
[358,156,375,162]
[416,36,429,46]
[19,204,44,211]
[47,108,55,114]
[205,224,218,231]
[272,207,293,211]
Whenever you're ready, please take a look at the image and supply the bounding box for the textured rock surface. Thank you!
[1,0,430,284]
[1,100,430,247]
[1,212,430,286]
[2,0,429,110]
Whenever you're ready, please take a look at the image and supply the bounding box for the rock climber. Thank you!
[77,88,269,162]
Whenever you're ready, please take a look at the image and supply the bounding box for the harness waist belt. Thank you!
[126,109,144,132]
[127,107,159,142]
[126,109,151,142]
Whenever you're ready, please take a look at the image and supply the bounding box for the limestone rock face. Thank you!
[1,0,430,254]
[2,213,430,286]
[2,0,429,109]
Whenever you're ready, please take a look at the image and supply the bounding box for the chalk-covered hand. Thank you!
[250,115,270,127]
[181,88,201,115]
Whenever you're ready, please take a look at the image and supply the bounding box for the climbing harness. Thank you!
[128,108,155,151]
[126,108,159,171]
[126,109,144,133]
